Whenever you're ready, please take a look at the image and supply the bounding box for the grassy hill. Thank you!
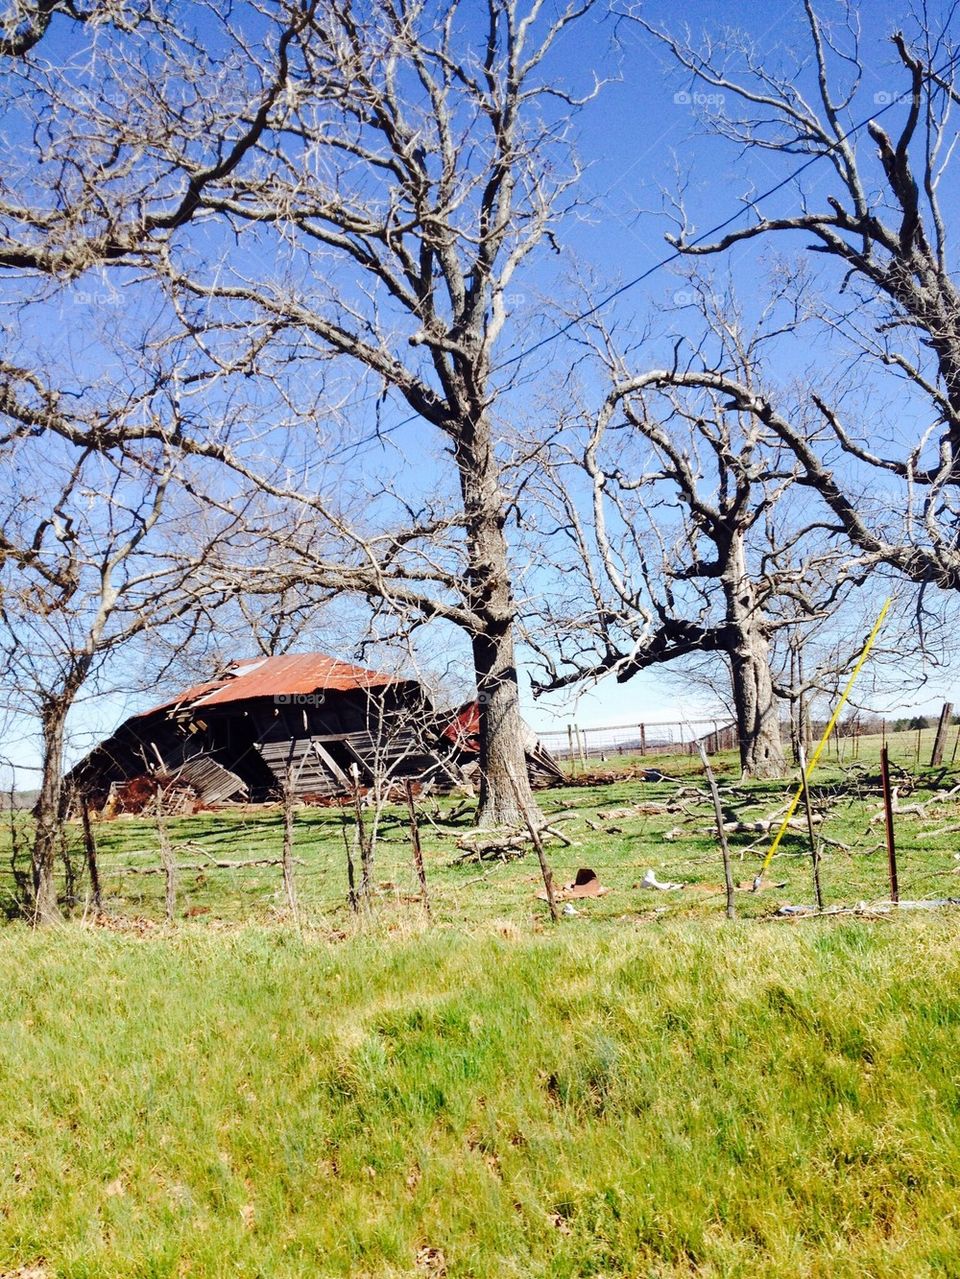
[5,745,960,1274]
[2,919,960,1276]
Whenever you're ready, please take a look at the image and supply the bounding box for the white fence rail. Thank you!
[538,718,738,763]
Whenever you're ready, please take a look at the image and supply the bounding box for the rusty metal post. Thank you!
[880,744,899,903]
[567,724,575,775]
[639,723,647,756]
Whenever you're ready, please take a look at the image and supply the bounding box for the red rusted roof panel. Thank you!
[441,700,480,752]
[139,653,399,717]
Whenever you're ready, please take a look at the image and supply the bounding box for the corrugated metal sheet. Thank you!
[139,653,400,717]
[442,701,481,750]
[169,756,248,804]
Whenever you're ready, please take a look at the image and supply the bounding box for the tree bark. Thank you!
[723,537,787,780]
[729,636,785,779]
[473,627,535,825]
[32,698,68,926]
[456,420,536,827]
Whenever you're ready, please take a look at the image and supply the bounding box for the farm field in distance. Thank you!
[4,740,960,1275]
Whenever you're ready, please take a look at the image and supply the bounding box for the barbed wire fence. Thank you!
[3,705,960,927]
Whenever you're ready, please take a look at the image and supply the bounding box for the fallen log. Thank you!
[454,823,572,863]
[110,858,302,875]
[868,783,960,826]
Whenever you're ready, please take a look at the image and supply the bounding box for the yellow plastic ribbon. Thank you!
[753,596,892,889]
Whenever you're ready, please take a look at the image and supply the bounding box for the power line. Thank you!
[331,55,960,459]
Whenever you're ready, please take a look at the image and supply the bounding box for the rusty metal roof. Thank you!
[140,653,401,717]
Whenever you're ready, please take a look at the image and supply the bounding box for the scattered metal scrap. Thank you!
[537,867,609,902]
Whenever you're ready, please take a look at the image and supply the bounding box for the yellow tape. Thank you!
[755,596,892,885]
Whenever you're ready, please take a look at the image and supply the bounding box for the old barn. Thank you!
[68,653,563,813]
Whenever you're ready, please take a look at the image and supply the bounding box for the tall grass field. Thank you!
[3,918,960,1277]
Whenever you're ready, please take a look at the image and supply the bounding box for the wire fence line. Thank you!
[536,712,960,772]
[3,704,960,927]
[538,718,737,765]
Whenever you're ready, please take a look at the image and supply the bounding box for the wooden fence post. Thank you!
[80,799,102,914]
[154,790,176,924]
[880,745,899,903]
[281,766,301,928]
[508,771,558,923]
[798,745,824,912]
[405,782,432,923]
[696,742,735,921]
[931,702,953,766]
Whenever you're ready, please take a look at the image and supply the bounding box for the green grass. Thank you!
[5,737,960,929]
[5,741,960,1274]
[4,919,960,1276]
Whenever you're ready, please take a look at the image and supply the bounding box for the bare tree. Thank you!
[1,0,601,826]
[0,0,164,57]
[158,0,601,824]
[636,3,960,589]
[528,290,864,778]
[0,376,236,922]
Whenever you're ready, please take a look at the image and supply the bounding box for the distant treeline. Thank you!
[0,791,38,812]
[809,713,959,738]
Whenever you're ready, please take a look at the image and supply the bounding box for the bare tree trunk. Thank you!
[723,539,787,780]
[32,698,68,926]
[730,636,786,779]
[472,628,535,826]
[457,420,537,828]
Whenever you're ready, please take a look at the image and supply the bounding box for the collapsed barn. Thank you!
[67,653,564,814]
